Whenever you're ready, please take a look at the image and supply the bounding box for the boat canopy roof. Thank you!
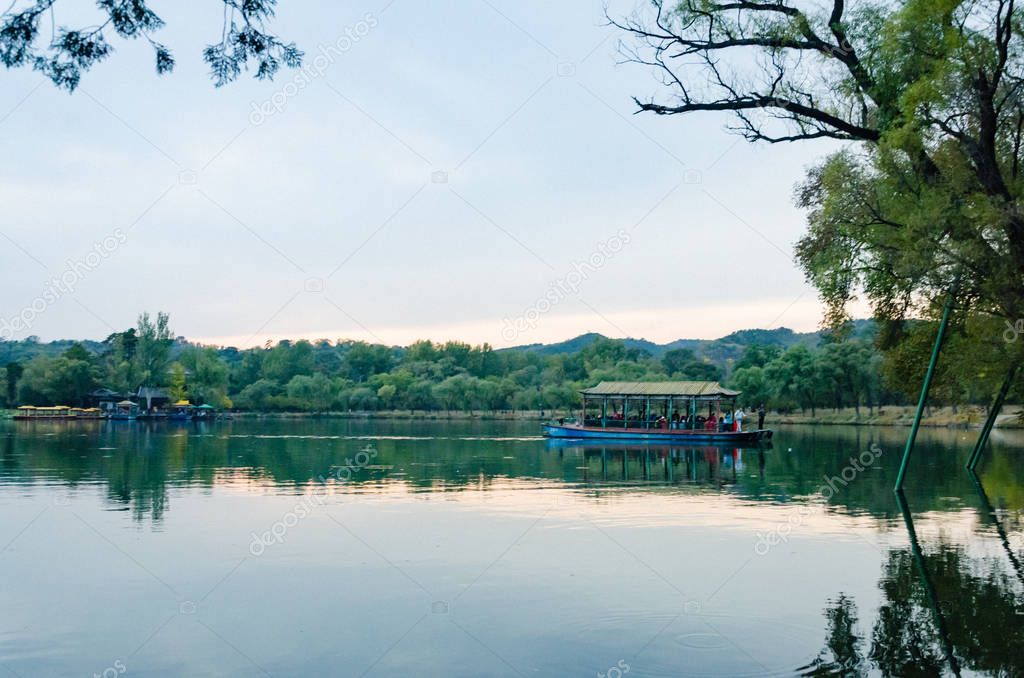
[580,381,740,398]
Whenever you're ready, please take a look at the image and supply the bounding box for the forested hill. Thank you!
[1,322,875,367]
[0,338,108,365]
[504,321,875,363]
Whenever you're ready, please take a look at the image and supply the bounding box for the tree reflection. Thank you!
[799,593,866,675]
[805,491,1024,676]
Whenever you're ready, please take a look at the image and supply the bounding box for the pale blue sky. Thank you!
[0,0,856,348]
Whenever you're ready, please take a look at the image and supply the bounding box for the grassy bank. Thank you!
[0,409,549,421]
[225,410,549,421]
[768,404,1024,429]
[5,406,1022,428]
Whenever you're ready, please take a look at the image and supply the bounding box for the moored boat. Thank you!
[192,403,216,421]
[109,400,140,421]
[168,400,194,421]
[13,405,73,420]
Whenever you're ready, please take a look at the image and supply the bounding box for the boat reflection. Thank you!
[545,439,772,486]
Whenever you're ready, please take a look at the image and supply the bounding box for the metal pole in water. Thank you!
[895,491,962,676]
[968,469,1024,586]
[894,295,955,492]
[967,363,1018,470]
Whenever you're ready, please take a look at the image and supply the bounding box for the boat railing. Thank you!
[581,417,731,432]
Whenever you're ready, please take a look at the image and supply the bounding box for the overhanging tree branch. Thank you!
[634,94,881,141]
[0,0,301,90]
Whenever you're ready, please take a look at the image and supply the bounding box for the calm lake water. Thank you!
[1,419,1022,677]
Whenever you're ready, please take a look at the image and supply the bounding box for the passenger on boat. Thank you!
[734,408,745,432]
[722,411,733,432]
[705,413,717,431]
[757,403,766,429]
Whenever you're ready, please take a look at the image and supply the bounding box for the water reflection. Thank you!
[2,419,1023,676]
[801,483,1024,676]
[546,441,767,487]
[4,419,1024,520]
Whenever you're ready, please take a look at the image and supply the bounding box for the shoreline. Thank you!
[5,405,1021,428]
[769,404,1024,429]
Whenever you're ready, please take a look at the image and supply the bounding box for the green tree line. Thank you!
[3,312,1018,415]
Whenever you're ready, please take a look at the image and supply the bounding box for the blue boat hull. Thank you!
[542,423,772,444]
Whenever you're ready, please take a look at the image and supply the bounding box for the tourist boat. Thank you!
[13,405,73,420]
[168,400,194,421]
[14,406,108,420]
[109,400,140,421]
[542,381,773,443]
[192,403,216,421]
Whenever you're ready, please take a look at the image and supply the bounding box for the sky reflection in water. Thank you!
[0,419,1021,677]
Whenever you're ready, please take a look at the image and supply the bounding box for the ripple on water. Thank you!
[225,434,543,442]
[566,608,823,678]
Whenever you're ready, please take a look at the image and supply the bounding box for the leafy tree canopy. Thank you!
[616,0,1024,373]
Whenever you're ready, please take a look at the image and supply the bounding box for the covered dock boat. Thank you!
[13,405,73,420]
[169,401,194,421]
[109,400,140,421]
[543,381,772,443]
[192,403,216,421]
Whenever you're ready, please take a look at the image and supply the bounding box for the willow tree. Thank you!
[0,0,301,90]
[614,0,1024,369]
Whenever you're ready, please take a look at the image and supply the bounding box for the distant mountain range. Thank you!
[0,321,875,367]
[502,320,875,365]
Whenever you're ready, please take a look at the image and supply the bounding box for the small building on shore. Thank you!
[88,389,125,413]
[137,386,170,412]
